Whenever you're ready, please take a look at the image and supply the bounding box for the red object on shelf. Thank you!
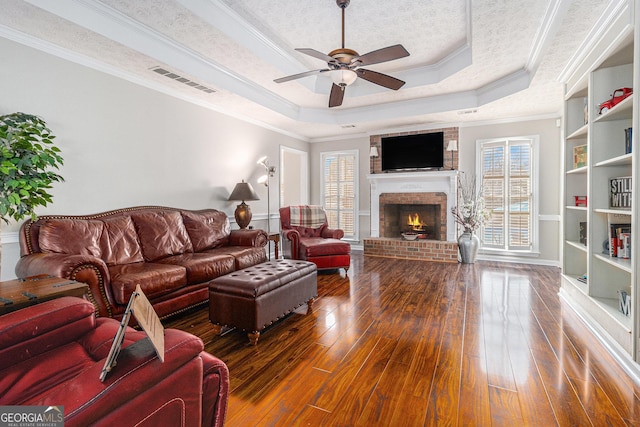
[598,87,633,114]
[575,196,588,207]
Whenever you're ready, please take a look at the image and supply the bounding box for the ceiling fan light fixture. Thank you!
[274,0,409,108]
[331,69,357,87]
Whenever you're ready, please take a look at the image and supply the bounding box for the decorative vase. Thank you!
[458,230,479,263]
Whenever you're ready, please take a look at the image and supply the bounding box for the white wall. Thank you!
[309,135,371,246]
[309,117,562,264]
[459,118,562,264]
[0,37,308,280]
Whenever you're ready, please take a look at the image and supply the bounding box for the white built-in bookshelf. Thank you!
[561,0,640,379]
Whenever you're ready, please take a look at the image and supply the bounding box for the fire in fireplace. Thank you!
[407,212,428,232]
[383,203,442,240]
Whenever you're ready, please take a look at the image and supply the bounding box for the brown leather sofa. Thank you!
[15,206,267,320]
[0,296,229,426]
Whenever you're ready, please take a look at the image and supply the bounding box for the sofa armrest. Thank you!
[281,229,301,259]
[321,227,345,239]
[15,253,114,318]
[32,329,215,427]
[0,297,96,371]
[228,229,268,247]
[201,351,230,427]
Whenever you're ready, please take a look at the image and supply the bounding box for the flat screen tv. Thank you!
[381,132,444,171]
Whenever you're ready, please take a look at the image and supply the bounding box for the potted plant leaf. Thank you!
[0,112,64,278]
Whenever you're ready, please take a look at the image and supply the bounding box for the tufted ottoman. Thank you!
[208,259,317,345]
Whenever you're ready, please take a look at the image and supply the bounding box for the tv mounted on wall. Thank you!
[381,132,444,171]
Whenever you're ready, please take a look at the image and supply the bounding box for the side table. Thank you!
[0,275,88,315]
[268,232,280,260]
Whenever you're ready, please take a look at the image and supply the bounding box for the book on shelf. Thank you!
[579,222,587,245]
[608,214,632,259]
[577,274,587,284]
[624,127,632,154]
[573,144,587,169]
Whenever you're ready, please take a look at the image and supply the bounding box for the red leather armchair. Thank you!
[0,297,229,427]
[279,205,351,272]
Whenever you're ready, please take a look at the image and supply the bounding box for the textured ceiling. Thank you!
[0,0,612,140]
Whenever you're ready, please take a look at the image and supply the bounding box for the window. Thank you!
[477,136,538,253]
[321,150,358,240]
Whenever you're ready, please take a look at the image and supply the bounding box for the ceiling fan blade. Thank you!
[274,68,329,83]
[356,69,405,90]
[295,48,337,64]
[329,83,345,107]
[355,44,410,66]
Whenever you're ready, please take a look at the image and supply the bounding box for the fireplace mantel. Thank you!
[368,171,459,242]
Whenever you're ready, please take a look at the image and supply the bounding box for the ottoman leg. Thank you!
[211,324,223,335]
[307,297,315,312]
[248,331,260,346]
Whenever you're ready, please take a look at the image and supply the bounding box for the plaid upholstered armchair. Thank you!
[279,205,351,272]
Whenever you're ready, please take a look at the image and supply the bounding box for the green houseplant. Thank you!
[0,112,64,277]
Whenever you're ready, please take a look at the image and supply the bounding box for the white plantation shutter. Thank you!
[321,151,358,239]
[479,137,536,252]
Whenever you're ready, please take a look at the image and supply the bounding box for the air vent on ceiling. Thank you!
[457,109,478,115]
[341,124,356,128]
[150,66,216,94]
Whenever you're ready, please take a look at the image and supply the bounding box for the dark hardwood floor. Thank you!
[165,253,640,426]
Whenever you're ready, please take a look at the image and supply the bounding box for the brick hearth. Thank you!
[364,238,458,263]
[368,189,458,262]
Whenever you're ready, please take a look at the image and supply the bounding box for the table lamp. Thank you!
[369,145,379,173]
[228,180,259,229]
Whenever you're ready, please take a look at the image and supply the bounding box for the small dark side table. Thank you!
[0,274,88,315]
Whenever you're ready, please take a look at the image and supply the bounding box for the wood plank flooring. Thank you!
[164,253,640,426]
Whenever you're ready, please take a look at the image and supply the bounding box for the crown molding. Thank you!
[527,0,572,74]
[558,0,631,84]
[21,0,566,129]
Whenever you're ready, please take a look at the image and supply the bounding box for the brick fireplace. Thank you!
[365,171,459,263]
[380,192,446,240]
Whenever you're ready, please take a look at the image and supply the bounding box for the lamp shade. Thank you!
[446,140,458,152]
[228,180,259,202]
[369,146,379,158]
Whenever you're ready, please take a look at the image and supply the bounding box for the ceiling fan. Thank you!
[274,0,410,108]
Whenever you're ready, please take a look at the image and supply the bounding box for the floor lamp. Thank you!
[257,156,276,233]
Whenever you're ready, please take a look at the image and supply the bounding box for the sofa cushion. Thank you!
[204,246,267,270]
[38,218,105,258]
[131,211,193,261]
[108,262,187,305]
[156,253,235,284]
[101,216,144,266]
[181,210,230,252]
[299,238,351,258]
